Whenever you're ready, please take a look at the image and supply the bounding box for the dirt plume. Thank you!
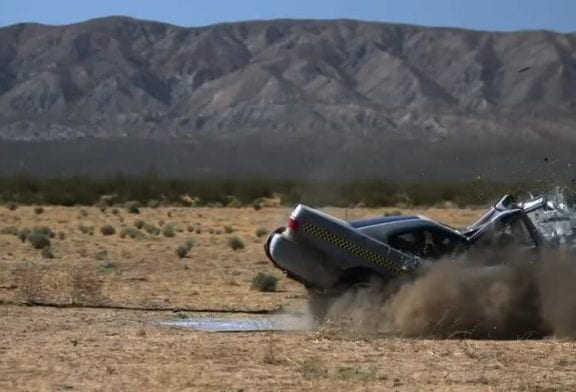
[537,250,576,338]
[321,250,576,339]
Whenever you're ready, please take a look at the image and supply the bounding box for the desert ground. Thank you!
[1,205,576,391]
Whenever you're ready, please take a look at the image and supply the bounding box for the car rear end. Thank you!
[265,208,343,289]
[265,205,412,290]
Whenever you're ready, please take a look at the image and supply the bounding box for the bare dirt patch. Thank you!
[2,206,576,390]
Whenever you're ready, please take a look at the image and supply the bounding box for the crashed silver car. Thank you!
[265,191,575,317]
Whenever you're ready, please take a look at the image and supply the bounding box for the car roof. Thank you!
[349,215,421,228]
[350,214,466,238]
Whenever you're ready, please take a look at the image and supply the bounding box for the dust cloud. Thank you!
[320,250,576,339]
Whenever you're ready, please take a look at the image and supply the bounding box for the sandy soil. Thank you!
[1,205,576,391]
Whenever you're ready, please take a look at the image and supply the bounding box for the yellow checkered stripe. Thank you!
[301,221,402,274]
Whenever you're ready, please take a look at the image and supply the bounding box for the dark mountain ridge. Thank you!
[0,17,575,179]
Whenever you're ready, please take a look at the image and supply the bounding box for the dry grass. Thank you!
[1,205,575,390]
[0,205,310,310]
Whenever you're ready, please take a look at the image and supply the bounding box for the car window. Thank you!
[389,228,464,259]
[388,231,425,257]
[358,225,392,244]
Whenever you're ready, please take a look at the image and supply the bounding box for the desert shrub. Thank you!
[184,239,195,250]
[100,224,116,236]
[18,229,30,243]
[78,208,88,218]
[94,200,108,212]
[134,219,145,230]
[0,175,556,208]
[41,247,54,259]
[0,226,18,236]
[34,206,44,215]
[224,225,234,234]
[144,223,160,236]
[5,201,18,211]
[111,208,120,215]
[255,227,269,238]
[27,232,51,249]
[175,244,189,258]
[98,260,119,273]
[226,197,242,208]
[251,273,279,292]
[297,356,328,379]
[124,201,141,214]
[78,224,94,235]
[147,199,161,208]
[120,227,143,239]
[57,232,66,240]
[227,236,245,251]
[162,224,176,238]
[94,250,108,260]
[180,197,194,207]
[253,202,262,211]
[195,227,202,234]
[32,226,55,238]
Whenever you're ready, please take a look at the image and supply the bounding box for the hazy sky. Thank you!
[0,0,574,32]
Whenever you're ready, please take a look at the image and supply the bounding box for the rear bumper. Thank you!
[264,228,341,289]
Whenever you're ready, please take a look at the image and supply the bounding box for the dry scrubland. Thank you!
[1,205,576,391]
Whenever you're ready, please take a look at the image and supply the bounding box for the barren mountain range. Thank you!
[0,17,575,180]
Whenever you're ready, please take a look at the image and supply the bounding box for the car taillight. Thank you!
[287,217,300,232]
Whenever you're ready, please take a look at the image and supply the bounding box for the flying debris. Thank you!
[265,191,576,320]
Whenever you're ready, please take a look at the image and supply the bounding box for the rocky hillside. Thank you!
[0,17,575,179]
